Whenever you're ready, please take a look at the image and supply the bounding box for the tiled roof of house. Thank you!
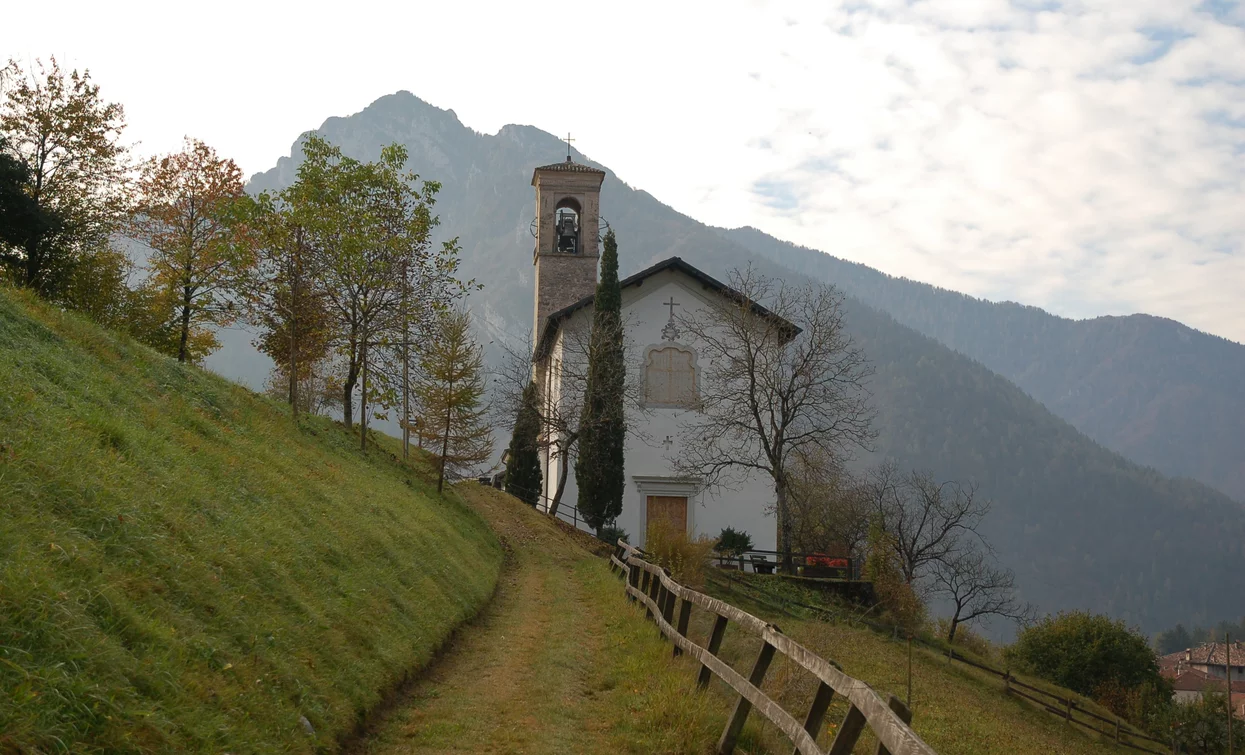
[1170,668,1245,692]
[1187,642,1245,666]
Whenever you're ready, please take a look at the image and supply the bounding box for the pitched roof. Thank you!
[533,256,800,360]
[531,157,606,182]
[1187,642,1245,666]
[1169,668,1245,693]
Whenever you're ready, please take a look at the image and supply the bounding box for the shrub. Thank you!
[1007,611,1161,698]
[714,526,753,556]
[864,518,925,633]
[645,520,717,588]
[598,524,629,546]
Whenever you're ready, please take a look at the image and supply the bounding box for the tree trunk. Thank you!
[178,290,192,363]
[437,370,454,494]
[359,337,368,452]
[946,615,961,643]
[776,480,794,574]
[342,331,359,430]
[401,258,410,460]
[288,246,300,419]
[548,434,577,516]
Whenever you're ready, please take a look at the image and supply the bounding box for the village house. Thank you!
[527,157,788,550]
[1160,642,1245,703]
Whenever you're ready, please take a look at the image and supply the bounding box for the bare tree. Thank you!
[494,317,646,516]
[866,462,989,589]
[787,447,871,562]
[932,547,1033,642]
[673,267,874,572]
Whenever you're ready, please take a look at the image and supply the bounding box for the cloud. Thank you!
[2,0,1240,343]
[721,1,1245,343]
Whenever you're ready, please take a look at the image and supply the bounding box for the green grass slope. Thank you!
[0,287,503,754]
[703,575,1130,754]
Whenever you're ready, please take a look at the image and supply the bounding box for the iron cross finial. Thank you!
[664,296,680,321]
[564,132,575,160]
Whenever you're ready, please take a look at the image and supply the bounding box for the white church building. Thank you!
[527,157,784,551]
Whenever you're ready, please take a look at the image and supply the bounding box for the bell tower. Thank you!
[531,156,606,342]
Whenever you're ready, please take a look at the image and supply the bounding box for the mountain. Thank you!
[723,227,1245,504]
[244,91,1245,633]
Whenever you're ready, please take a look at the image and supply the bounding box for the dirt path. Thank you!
[354,486,721,755]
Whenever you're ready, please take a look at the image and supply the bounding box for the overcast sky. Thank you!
[5,0,1244,344]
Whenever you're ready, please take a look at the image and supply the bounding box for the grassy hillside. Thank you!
[0,286,503,754]
[700,575,1130,754]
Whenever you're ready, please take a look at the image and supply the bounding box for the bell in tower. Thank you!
[530,154,606,341]
[555,206,580,254]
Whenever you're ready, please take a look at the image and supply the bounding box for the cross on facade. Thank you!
[564,132,575,160]
[664,296,680,322]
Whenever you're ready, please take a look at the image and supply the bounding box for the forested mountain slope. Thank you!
[724,227,1245,503]
[243,91,1245,633]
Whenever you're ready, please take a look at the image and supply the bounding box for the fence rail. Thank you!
[612,540,938,755]
[710,569,1172,754]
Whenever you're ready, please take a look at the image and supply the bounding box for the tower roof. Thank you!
[531,157,606,184]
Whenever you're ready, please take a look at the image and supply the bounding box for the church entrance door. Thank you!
[646,495,688,540]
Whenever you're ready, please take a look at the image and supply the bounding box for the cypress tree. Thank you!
[575,230,626,531]
[504,381,543,506]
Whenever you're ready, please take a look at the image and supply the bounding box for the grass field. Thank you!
[0,287,503,754]
[700,572,1135,754]
[356,484,757,755]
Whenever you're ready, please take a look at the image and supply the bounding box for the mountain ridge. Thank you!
[237,91,1245,633]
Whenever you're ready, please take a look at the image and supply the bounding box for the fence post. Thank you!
[674,596,692,658]
[627,561,640,602]
[717,640,777,754]
[875,695,914,755]
[641,570,653,619]
[793,682,835,755]
[660,569,676,631]
[699,614,729,689]
[1115,716,1121,744]
[1003,667,1010,695]
[1065,699,1073,723]
[827,704,867,755]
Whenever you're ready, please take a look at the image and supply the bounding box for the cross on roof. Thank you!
[564,132,575,160]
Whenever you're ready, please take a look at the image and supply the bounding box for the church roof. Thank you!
[534,256,800,360]
[531,157,607,183]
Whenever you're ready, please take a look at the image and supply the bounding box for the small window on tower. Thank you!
[554,198,581,254]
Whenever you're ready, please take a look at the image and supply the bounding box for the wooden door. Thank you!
[646,495,688,539]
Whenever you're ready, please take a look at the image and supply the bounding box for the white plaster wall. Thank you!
[550,267,777,550]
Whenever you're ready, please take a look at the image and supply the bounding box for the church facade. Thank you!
[528,158,782,550]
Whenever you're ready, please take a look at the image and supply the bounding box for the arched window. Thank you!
[644,346,698,408]
[554,197,581,254]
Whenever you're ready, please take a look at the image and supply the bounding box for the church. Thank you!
[527,156,787,551]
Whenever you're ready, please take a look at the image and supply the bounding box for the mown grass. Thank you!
[701,573,1134,754]
[0,286,503,754]
[359,484,763,755]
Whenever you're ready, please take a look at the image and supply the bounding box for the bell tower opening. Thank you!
[554,198,581,254]
[530,156,606,344]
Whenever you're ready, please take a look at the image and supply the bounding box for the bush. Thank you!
[645,520,717,588]
[598,524,629,546]
[1157,689,1245,754]
[1007,611,1162,698]
[714,526,753,556]
[864,518,924,633]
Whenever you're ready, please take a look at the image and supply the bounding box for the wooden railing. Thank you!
[611,540,938,755]
[710,569,1171,754]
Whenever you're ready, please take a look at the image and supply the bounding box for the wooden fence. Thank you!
[611,540,939,755]
[711,569,1173,754]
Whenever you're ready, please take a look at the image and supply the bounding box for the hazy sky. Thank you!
[4,0,1244,344]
